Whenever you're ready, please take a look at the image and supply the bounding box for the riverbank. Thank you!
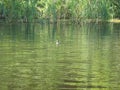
[108,19,120,23]
[0,18,120,24]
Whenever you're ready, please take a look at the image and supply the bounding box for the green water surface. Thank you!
[0,22,120,90]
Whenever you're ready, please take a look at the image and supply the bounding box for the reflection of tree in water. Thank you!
[25,23,35,42]
[0,23,35,42]
[86,22,120,89]
[108,25,120,89]
[56,23,120,90]
[52,23,57,40]
[0,23,21,41]
[48,22,76,46]
[47,22,65,44]
[0,22,120,90]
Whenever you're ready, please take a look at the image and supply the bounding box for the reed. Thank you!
[0,0,118,23]
[112,0,120,18]
[45,0,114,22]
[81,0,113,20]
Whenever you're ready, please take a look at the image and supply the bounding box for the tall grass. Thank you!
[45,0,114,21]
[111,0,120,18]
[83,0,113,20]
[0,0,39,22]
[0,0,117,23]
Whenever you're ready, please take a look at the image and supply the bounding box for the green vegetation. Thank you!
[0,0,120,22]
[112,0,120,18]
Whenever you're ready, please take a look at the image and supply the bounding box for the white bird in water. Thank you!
[56,40,59,46]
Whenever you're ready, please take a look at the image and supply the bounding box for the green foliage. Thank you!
[0,0,119,22]
[42,0,114,20]
[84,0,113,19]
[0,0,39,22]
[111,0,120,18]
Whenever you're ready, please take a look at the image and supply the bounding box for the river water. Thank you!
[0,22,120,90]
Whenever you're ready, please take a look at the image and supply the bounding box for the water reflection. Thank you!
[0,22,120,90]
